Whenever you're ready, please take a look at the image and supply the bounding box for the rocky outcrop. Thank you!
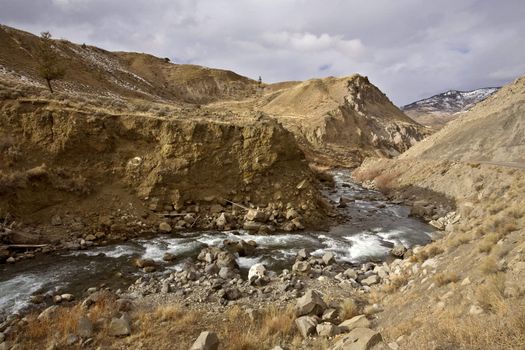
[260,75,429,166]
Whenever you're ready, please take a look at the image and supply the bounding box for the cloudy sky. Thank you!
[1,0,524,105]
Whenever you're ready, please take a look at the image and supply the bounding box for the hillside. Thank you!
[0,24,427,168]
[352,75,525,349]
[399,77,525,163]
[402,87,499,129]
[0,24,259,104]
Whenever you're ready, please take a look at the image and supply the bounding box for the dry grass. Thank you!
[434,271,459,287]
[411,244,445,262]
[20,291,118,348]
[480,256,499,274]
[381,273,410,294]
[478,232,500,253]
[340,298,360,320]
[352,165,383,183]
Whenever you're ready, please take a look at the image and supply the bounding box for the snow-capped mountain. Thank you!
[402,87,500,129]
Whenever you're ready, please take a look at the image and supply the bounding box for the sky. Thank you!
[1,0,524,105]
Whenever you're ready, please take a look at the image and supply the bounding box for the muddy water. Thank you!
[0,170,433,318]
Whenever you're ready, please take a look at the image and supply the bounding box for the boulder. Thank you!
[159,222,172,233]
[218,267,236,279]
[163,252,176,262]
[248,263,267,285]
[295,315,318,338]
[322,252,336,265]
[390,244,407,258]
[296,290,327,317]
[244,209,267,223]
[216,251,237,269]
[243,221,262,232]
[205,263,220,275]
[339,315,371,333]
[190,331,219,350]
[316,322,340,338]
[296,248,309,261]
[361,275,379,286]
[134,258,156,268]
[216,213,228,229]
[292,261,311,273]
[331,328,383,350]
[76,316,93,338]
[322,308,339,323]
[224,288,242,301]
[108,317,131,337]
[343,268,358,280]
[286,208,299,220]
[37,305,59,320]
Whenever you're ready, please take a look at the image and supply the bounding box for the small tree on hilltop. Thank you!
[37,31,65,93]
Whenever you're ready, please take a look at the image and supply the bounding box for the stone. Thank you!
[159,222,172,233]
[134,258,156,268]
[331,328,383,350]
[6,257,15,264]
[218,267,236,279]
[292,261,311,273]
[216,213,228,228]
[30,294,45,304]
[316,322,340,337]
[85,234,96,241]
[76,316,93,338]
[295,315,318,338]
[343,268,358,280]
[108,317,131,337]
[66,334,79,345]
[248,263,267,285]
[163,252,176,261]
[61,294,74,302]
[216,251,237,269]
[224,288,242,301]
[245,209,267,223]
[285,208,299,220]
[243,221,262,232]
[296,290,327,317]
[322,252,336,265]
[37,305,58,320]
[51,215,62,226]
[361,275,379,286]
[205,263,220,275]
[339,315,371,333]
[469,305,483,315]
[190,331,219,350]
[297,248,309,260]
[322,308,339,322]
[291,218,304,230]
[390,244,407,258]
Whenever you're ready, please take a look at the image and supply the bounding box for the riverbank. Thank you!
[0,170,439,349]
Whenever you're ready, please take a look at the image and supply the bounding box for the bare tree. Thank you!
[37,31,65,93]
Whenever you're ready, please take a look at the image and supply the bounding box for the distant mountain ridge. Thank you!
[402,87,500,129]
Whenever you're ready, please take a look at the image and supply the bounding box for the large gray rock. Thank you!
[361,275,379,286]
[339,315,371,333]
[295,315,318,338]
[159,222,172,233]
[322,252,336,265]
[390,244,407,258]
[244,209,267,223]
[330,328,383,350]
[108,317,131,337]
[296,290,327,317]
[190,331,219,350]
[216,251,237,269]
[248,263,266,285]
[292,261,311,273]
[76,316,93,338]
[316,322,340,337]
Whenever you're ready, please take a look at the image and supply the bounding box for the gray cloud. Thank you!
[1,0,524,104]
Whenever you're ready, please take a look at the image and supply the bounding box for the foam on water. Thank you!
[343,233,391,262]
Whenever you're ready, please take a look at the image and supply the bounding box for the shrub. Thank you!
[434,271,459,286]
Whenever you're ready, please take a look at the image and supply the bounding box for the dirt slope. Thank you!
[0,24,259,104]
[400,76,525,163]
[0,80,327,246]
[257,75,429,167]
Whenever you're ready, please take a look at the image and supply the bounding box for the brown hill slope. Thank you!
[0,24,258,104]
[399,76,525,163]
[258,75,429,166]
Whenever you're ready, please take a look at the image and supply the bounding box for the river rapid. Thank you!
[0,170,433,319]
